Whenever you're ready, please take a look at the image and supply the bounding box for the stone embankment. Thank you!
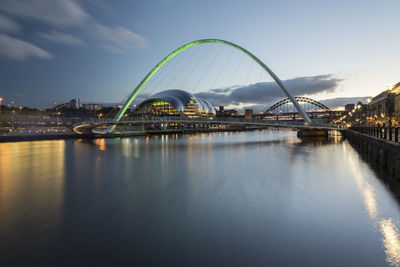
[344,129,400,179]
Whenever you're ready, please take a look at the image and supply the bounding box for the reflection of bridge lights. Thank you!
[94,139,106,151]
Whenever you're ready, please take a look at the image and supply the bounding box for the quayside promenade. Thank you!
[346,126,400,179]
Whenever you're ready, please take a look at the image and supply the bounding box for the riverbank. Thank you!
[0,126,278,143]
[0,133,93,143]
[344,129,400,180]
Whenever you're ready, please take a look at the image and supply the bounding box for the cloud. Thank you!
[0,14,20,33]
[98,43,125,54]
[0,0,147,59]
[320,97,371,109]
[38,31,86,46]
[89,23,147,51]
[0,0,88,26]
[194,74,342,108]
[0,33,51,60]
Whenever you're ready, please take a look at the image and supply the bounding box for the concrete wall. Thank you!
[344,130,400,180]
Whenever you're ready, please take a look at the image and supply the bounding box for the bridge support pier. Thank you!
[297,129,329,138]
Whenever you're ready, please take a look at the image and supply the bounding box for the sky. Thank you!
[0,0,399,111]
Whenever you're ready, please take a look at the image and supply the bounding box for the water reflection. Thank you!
[94,138,107,151]
[2,132,400,266]
[346,144,400,266]
[0,140,65,253]
[381,219,400,266]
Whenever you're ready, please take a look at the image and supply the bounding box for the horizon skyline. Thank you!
[0,0,399,109]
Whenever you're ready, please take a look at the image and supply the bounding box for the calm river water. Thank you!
[1,130,400,266]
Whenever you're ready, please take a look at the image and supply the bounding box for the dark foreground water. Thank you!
[1,130,400,266]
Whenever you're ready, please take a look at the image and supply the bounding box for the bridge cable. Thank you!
[138,63,161,95]
[191,45,224,94]
[111,58,180,119]
[156,47,188,91]
[228,52,245,88]
[102,91,132,120]
[124,62,168,107]
[258,64,266,82]
[178,44,212,90]
[164,46,192,90]
[209,48,234,91]
[175,45,202,89]
[244,60,254,86]
[140,45,186,98]
[140,45,196,104]
[103,104,120,120]
[146,52,185,97]
[164,46,198,92]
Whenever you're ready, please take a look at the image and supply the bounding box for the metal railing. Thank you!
[351,126,400,142]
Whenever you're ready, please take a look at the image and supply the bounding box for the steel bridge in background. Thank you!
[263,96,345,122]
[265,97,330,114]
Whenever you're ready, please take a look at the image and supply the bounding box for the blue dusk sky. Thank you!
[0,0,399,110]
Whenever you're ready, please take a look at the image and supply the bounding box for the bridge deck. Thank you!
[73,118,346,135]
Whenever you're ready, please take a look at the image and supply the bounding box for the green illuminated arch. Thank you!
[111,39,311,131]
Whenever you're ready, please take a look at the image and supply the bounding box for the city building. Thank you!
[134,89,215,117]
[368,82,400,125]
[70,98,81,109]
[216,106,238,117]
[245,109,253,119]
[345,104,355,112]
[54,98,82,110]
[54,99,103,112]
[82,103,103,112]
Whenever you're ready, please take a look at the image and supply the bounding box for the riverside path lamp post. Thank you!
[11,111,15,132]
[0,97,3,114]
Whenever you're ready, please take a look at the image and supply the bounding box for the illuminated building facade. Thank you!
[135,89,215,117]
[368,82,400,125]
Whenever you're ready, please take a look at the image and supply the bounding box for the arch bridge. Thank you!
[72,39,343,135]
[265,97,330,114]
[263,96,345,123]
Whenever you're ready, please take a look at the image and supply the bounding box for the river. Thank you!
[1,130,400,266]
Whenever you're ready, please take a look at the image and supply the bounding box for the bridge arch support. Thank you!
[110,39,312,133]
[266,97,331,114]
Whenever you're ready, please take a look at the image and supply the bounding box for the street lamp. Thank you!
[0,97,3,114]
[11,111,15,132]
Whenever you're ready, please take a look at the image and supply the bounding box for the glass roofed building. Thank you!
[135,89,216,117]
